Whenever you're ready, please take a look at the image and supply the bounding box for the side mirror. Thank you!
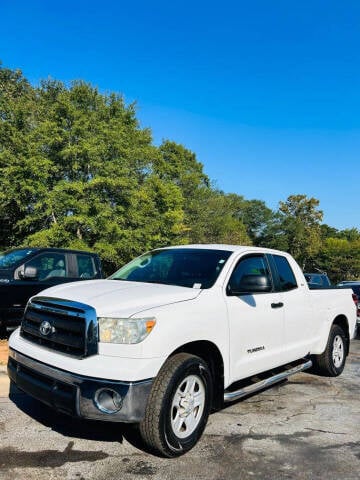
[21,266,38,280]
[228,274,272,295]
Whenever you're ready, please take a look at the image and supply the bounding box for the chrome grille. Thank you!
[20,297,98,358]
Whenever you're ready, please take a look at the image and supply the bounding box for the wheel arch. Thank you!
[169,340,225,411]
[332,315,350,355]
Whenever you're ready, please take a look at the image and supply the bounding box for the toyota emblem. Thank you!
[39,320,55,336]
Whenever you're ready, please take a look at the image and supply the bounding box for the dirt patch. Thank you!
[0,340,9,365]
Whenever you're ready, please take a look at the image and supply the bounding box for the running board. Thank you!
[223,359,313,403]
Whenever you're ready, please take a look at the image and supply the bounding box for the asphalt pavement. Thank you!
[0,340,359,480]
[0,367,8,398]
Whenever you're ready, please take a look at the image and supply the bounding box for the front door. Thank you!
[225,254,285,384]
[12,252,70,311]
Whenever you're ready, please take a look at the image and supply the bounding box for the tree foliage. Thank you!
[0,64,251,272]
[0,63,359,279]
[277,194,323,269]
[315,238,360,283]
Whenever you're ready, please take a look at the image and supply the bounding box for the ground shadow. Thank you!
[9,383,152,454]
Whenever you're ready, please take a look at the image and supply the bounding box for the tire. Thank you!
[312,324,347,376]
[139,353,212,457]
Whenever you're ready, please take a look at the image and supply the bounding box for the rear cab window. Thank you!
[76,254,97,279]
[271,255,298,292]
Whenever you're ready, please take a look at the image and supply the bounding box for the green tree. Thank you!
[337,228,360,242]
[277,194,323,269]
[184,188,251,245]
[0,67,186,272]
[320,224,339,240]
[154,142,250,245]
[320,225,360,242]
[315,238,360,282]
[1,63,359,279]
[156,140,209,193]
[0,63,42,247]
[257,195,323,269]
[224,194,275,243]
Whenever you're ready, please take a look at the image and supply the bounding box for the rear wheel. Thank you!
[139,353,212,457]
[312,324,347,376]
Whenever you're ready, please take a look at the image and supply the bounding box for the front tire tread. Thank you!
[139,353,211,457]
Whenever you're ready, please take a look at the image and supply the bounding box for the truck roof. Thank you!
[5,247,98,256]
[160,244,288,255]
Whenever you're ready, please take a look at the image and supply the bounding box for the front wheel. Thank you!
[311,324,347,376]
[139,353,212,457]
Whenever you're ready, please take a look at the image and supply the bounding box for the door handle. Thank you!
[271,302,284,309]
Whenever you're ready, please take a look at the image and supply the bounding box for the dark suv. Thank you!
[0,247,103,335]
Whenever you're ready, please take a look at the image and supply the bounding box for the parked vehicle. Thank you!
[8,245,356,457]
[337,281,360,331]
[304,272,331,288]
[337,281,360,295]
[0,247,103,336]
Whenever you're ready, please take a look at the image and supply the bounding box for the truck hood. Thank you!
[34,279,202,317]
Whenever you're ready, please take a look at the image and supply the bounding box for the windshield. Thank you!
[109,248,233,289]
[0,248,35,268]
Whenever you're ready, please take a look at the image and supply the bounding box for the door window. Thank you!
[76,254,97,279]
[227,255,272,294]
[25,253,67,280]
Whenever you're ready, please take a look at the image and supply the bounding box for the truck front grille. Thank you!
[20,297,98,358]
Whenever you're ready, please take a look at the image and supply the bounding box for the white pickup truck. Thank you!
[8,245,356,457]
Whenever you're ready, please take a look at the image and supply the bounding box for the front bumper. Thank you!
[8,348,153,423]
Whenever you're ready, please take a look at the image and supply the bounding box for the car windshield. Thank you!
[109,248,233,289]
[0,248,35,268]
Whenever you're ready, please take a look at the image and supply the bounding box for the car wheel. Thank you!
[312,324,347,376]
[139,353,212,457]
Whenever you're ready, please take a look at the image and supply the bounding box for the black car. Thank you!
[0,247,103,336]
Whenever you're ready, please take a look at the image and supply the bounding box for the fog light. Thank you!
[94,388,123,414]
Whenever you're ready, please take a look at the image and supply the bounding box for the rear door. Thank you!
[67,253,100,280]
[269,254,315,361]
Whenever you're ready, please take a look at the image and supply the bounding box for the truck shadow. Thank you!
[9,383,152,454]
[0,441,110,469]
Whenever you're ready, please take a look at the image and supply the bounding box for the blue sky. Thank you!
[1,0,359,229]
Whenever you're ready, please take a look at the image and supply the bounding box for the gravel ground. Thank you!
[0,341,8,366]
[0,340,359,480]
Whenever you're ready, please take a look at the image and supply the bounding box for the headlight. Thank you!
[98,317,156,344]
